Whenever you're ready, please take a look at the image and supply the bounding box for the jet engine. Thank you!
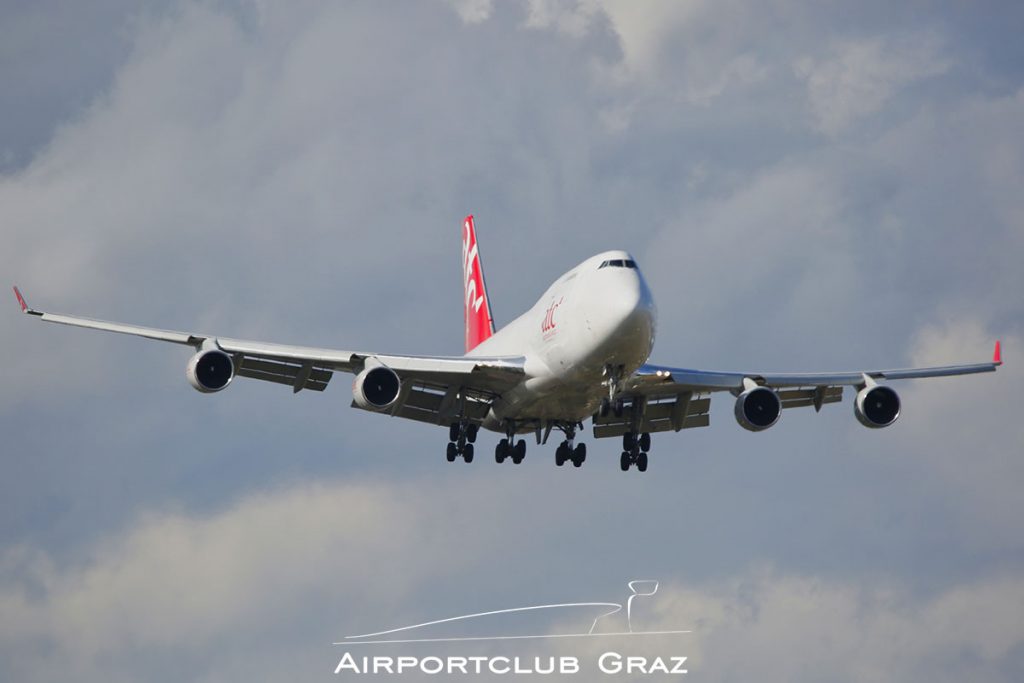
[734,385,781,432]
[353,364,401,410]
[186,349,234,393]
[854,384,900,428]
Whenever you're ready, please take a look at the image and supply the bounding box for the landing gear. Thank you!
[619,431,652,472]
[446,421,478,463]
[555,441,586,467]
[600,364,627,418]
[571,443,586,467]
[555,441,569,467]
[494,437,526,464]
[599,397,625,418]
[513,439,526,463]
[552,421,587,468]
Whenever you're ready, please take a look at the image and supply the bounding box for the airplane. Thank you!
[13,215,1002,472]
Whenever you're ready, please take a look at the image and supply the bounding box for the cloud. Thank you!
[445,0,494,25]
[795,33,952,135]
[5,478,1023,682]
[649,570,1024,682]
[0,477,520,680]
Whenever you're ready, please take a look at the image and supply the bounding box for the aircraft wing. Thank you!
[591,344,1001,438]
[13,287,524,424]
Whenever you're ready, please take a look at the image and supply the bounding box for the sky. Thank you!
[2,0,1023,680]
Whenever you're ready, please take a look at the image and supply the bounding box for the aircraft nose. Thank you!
[600,270,655,336]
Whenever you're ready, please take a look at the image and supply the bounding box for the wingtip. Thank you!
[994,339,1002,366]
[13,285,27,313]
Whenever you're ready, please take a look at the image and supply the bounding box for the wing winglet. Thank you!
[12,286,39,315]
[994,340,1002,366]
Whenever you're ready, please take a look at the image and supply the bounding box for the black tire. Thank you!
[446,442,458,462]
[495,439,507,463]
[637,452,648,472]
[620,451,630,471]
[555,443,566,467]
[463,443,474,463]
[574,443,587,465]
[466,424,479,443]
[515,439,527,461]
[639,432,651,452]
[449,423,460,442]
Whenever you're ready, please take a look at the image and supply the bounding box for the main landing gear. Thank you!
[553,422,586,468]
[446,421,478,463]
[495,438,527,464]
[619,431,652,472]
[495,421,527,464]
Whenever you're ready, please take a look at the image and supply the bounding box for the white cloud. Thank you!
[5,482,1023,682]
[445,0,494,25]
[523,0,608,38]
[649,570,1024,682]
[795,33,952,135]
[480,569,1024,682]
[0,478,518,680]
[884,321,1024,544]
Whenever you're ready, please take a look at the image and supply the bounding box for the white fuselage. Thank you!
[467,251,656,430]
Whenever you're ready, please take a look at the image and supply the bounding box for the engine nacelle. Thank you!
[353,365,401,410]
[854,384,900,428]
[186,349,234,393]
[734,385,781,432]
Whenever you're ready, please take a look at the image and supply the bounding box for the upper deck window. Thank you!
[598,259,637,269]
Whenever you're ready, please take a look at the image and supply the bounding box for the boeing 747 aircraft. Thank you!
[14,216,1001,471]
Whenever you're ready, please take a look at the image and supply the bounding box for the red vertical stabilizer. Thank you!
[462,215,495,353]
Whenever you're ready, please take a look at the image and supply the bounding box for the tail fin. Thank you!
[462,215,495,352]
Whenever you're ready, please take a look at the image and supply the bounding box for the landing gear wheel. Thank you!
[555,442,567,467]
[639,432,651,452]
[512,439,526,464]
[495,439,508,463]
[466,424,479,443]
[446,442,458,462]
[637,452,648,472]
[449,423,460,442]
[620,451,630,471]
[463,443,475,463]
[623,432,637,450]
[613,398,624,417]
[572,443,587,467]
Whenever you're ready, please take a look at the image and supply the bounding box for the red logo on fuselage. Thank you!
[542,297,563,335]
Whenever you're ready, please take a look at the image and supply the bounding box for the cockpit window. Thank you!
[598,259,637,269]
